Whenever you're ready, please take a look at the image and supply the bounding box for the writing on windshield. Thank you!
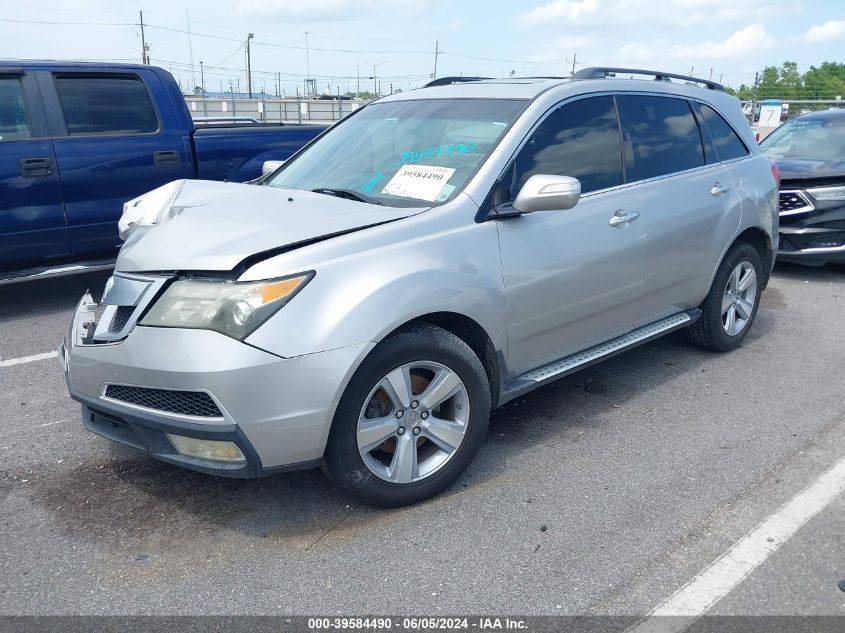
[267,99,525,207]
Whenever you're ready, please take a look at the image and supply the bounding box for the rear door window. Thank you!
[696,103,749,162]
[510,95,624,195]
[54,74,159,136]
[0,77,32,142]
[617,95,705,182]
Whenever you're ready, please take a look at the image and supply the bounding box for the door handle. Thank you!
[19,157,53,178]
[608,209,640,227]
[153,150,180,166]
[710,183,731,196]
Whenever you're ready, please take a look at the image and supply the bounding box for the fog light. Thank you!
[166,434,246,462]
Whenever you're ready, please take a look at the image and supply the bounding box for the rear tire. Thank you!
[686,242,763,352]
[321,323,491,508]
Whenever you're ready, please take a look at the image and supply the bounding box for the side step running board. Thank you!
[499,310,701,405]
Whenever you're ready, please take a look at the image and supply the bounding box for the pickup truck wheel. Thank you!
[686,242,762,352]
[321,323,491,508]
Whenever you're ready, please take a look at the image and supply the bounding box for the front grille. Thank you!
[779,190,813,216]
[109,306,135,332]
[103,385,223,418]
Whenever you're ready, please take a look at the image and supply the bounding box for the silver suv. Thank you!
[62,68,778,507]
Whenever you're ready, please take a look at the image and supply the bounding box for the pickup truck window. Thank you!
[0,77,32,142]
[54,74,158,136]
[266,98,525,207]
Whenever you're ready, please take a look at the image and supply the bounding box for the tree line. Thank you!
[727,61,845,101]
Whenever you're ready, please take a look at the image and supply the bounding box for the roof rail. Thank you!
[425,76,491,87]
[573,67,725,91]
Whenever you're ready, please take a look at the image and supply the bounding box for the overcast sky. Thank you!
[1,0,843,94]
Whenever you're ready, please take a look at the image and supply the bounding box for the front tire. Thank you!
[686,242,763,352]
[321,323,491,507]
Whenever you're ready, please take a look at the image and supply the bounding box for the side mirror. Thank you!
[262,159,286,176]
[513,175,581,213]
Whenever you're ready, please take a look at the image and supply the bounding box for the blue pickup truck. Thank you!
[0,61,325,282]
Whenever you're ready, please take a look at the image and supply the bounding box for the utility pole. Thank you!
[356,62,360,97]
[186,9,195,90]
[246,33,254,99]
[305,32,311,87]
[709,68,714,81]
[750,71,760,124]
[373,63,378,98]
[571,53,577,77]
[199,60,207,116]
[433,39,439,80]
[139,11,149,64]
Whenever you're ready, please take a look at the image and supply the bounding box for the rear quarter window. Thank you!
[616,94,705,182]
[54,74,159,136]
[697,103,749,162]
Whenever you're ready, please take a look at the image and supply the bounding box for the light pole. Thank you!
[372,61,386,99]
[305,32,311,84]
[199,60,207,116]
[246,33,254,99]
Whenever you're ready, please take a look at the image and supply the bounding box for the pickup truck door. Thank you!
[494,95,648,377]
[0,70,70,271]
[40,69,190,258]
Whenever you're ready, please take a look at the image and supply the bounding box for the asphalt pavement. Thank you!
[0,263,843,617]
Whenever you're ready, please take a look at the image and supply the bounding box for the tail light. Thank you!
[770,160,781,187]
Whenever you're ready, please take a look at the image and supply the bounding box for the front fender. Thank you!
[243,212,507,362]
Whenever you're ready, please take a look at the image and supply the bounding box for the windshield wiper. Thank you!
[311,188,383,205]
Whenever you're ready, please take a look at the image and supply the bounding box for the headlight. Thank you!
[119,179,186,240]
[140,273,312,340]
[807,186,845,202]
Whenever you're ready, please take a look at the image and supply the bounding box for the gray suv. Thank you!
[62,68,778,507]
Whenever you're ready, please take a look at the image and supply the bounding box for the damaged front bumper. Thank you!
[777,187,845,265]
[61,277,373,478]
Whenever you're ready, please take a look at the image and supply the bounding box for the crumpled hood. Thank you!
[117,180,420,272]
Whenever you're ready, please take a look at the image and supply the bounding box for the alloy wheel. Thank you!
[722,260,758,336]
[356,361,469,484]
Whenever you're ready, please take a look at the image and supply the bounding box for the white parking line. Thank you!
[628,455,845,633]
[0,351,58,368]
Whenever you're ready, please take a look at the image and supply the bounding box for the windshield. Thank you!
[266,98,526,207]
[761,115,845,161]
